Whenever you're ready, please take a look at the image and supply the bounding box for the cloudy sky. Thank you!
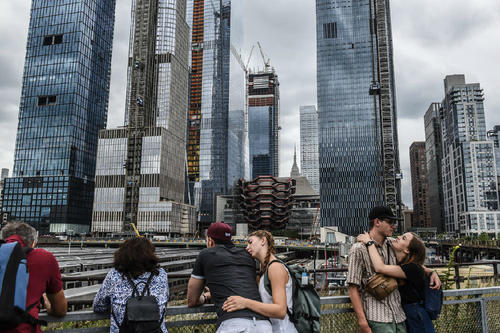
[1,0,500,208]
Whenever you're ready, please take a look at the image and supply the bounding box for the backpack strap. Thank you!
[264,260,296,320]
[141,272,155,297]
[126,274,140,297]
[263,259,284,296]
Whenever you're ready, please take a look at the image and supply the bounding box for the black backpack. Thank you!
[0,240,47,330]
[112,273,166,333]
[264,260,321,333]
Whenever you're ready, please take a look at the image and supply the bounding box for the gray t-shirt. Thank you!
[191,244,267,325]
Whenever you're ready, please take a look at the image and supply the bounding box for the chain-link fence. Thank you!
[42,287,500,333]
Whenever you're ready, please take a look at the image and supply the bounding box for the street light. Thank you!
[66,229,74,254]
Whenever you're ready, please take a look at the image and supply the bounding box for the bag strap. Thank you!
[126,274,140,297]
[263,259,284,296]
[141,272,155,297]
[22,301,48,327]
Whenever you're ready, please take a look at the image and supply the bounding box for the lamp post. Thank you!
[67,229,74,254]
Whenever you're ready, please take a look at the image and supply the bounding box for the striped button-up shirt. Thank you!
[346,238,406,323]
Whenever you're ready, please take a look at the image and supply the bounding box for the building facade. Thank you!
[300,105,320,195]
[91,0,196,235]
[424,102,445,232]
[440,75,500,235]
[316,0,401,235]
[487,125,500,178]
[0,169,8,223]
[227,110,247,189]
[409,142,431,228]
[1,0,116,233]
[248,70,280,178]
[186,0,234,230]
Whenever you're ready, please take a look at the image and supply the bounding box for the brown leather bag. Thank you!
[365,273,398,300]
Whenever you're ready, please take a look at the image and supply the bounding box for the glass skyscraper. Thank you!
[441,75,500,235]
[2,0,116,233]
[300,105,320,195]
[248,70,280,179]
[91,0,195,235]
[227,110,246,188]
[316,0,401,235]
[187,0,238,230]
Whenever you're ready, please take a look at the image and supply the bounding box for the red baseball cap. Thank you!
[207,222,232,241]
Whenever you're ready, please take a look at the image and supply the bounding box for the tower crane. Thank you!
[257,41,271,71]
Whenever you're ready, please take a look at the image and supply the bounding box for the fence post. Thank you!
[480,298,488,333]
[493,263,498,286]
[454,264,460,289]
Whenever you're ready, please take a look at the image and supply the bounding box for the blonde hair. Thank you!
[249,230,276,274]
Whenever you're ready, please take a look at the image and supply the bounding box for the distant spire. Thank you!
[290,143,300,178]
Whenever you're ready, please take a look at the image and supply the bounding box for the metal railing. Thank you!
[41,286,500,333]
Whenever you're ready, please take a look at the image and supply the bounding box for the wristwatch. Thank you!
[365,240,375,247]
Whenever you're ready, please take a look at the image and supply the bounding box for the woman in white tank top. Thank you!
[222,230,298,333]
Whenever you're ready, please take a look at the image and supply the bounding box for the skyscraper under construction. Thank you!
[248,69,280,178]
[91,0,195,234]
[316,0,401,235]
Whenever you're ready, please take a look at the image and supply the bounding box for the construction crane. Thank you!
[130,223,141,237]
[230,44,254,75]
[257,41,271,71]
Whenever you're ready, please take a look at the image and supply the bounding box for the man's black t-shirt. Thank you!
[191,244,267,325]
[399,262,425,304]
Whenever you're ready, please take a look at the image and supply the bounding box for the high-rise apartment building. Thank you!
[300,105,319,194]
[409,142,431,228]
[91,0,195,235]
[487,126,500,177]
[248,69,280,179]
[186,0,234,230]
[441,75,500,235]
[1,0,116,233]
[316,0,401,235]
[424,102,445,232]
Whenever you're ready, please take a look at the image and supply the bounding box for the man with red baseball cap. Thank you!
[188,222,272,332]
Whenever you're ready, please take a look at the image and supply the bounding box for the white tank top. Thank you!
[258,263,298,333]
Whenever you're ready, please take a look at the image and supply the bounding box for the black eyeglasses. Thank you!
[383,219,398,226]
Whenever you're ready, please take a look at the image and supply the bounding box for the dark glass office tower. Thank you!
[1,0,116,234]
[316,0,401,235]
[187,0,232,230]
[248,70,280,179]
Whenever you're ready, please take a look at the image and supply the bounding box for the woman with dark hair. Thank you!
[222,230,298,333]
[93,237,169,333]
[357,232,436,333]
